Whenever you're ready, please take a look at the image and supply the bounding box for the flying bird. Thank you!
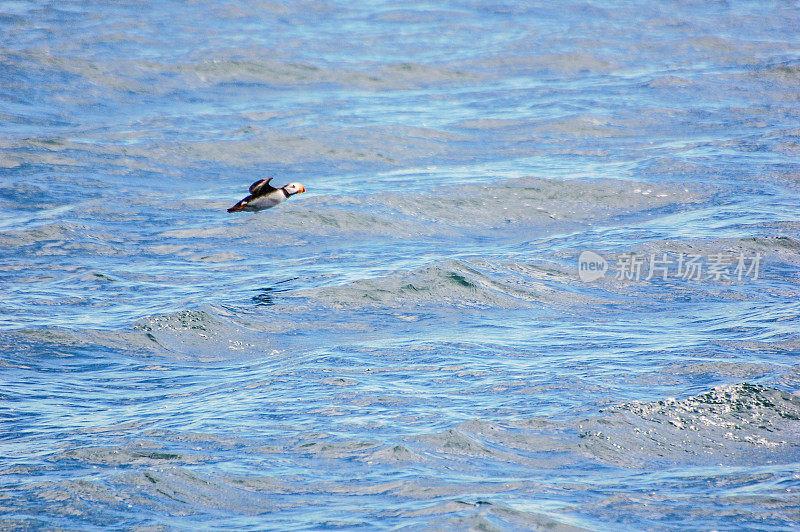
[228,178,306,213]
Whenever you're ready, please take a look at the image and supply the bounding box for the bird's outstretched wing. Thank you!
[228,177,284,213]
[249,178,277,196]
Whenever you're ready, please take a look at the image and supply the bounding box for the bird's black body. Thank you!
[228,178,304,213]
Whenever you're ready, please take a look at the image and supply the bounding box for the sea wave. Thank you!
[579,383,800,467]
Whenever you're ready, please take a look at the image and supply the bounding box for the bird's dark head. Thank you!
[283,183,306,195]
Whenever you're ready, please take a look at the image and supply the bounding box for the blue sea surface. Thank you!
[2,1,800,529]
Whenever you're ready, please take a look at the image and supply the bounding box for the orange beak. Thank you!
[299,186,306,193]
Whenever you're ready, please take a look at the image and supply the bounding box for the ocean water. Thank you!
[2,0,800,529]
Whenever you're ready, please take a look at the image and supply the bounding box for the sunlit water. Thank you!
[2,1,800,530]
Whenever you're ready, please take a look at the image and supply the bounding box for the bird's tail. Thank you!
[227,201,246,213]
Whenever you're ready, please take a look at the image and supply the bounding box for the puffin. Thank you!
[227,178,306,213]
